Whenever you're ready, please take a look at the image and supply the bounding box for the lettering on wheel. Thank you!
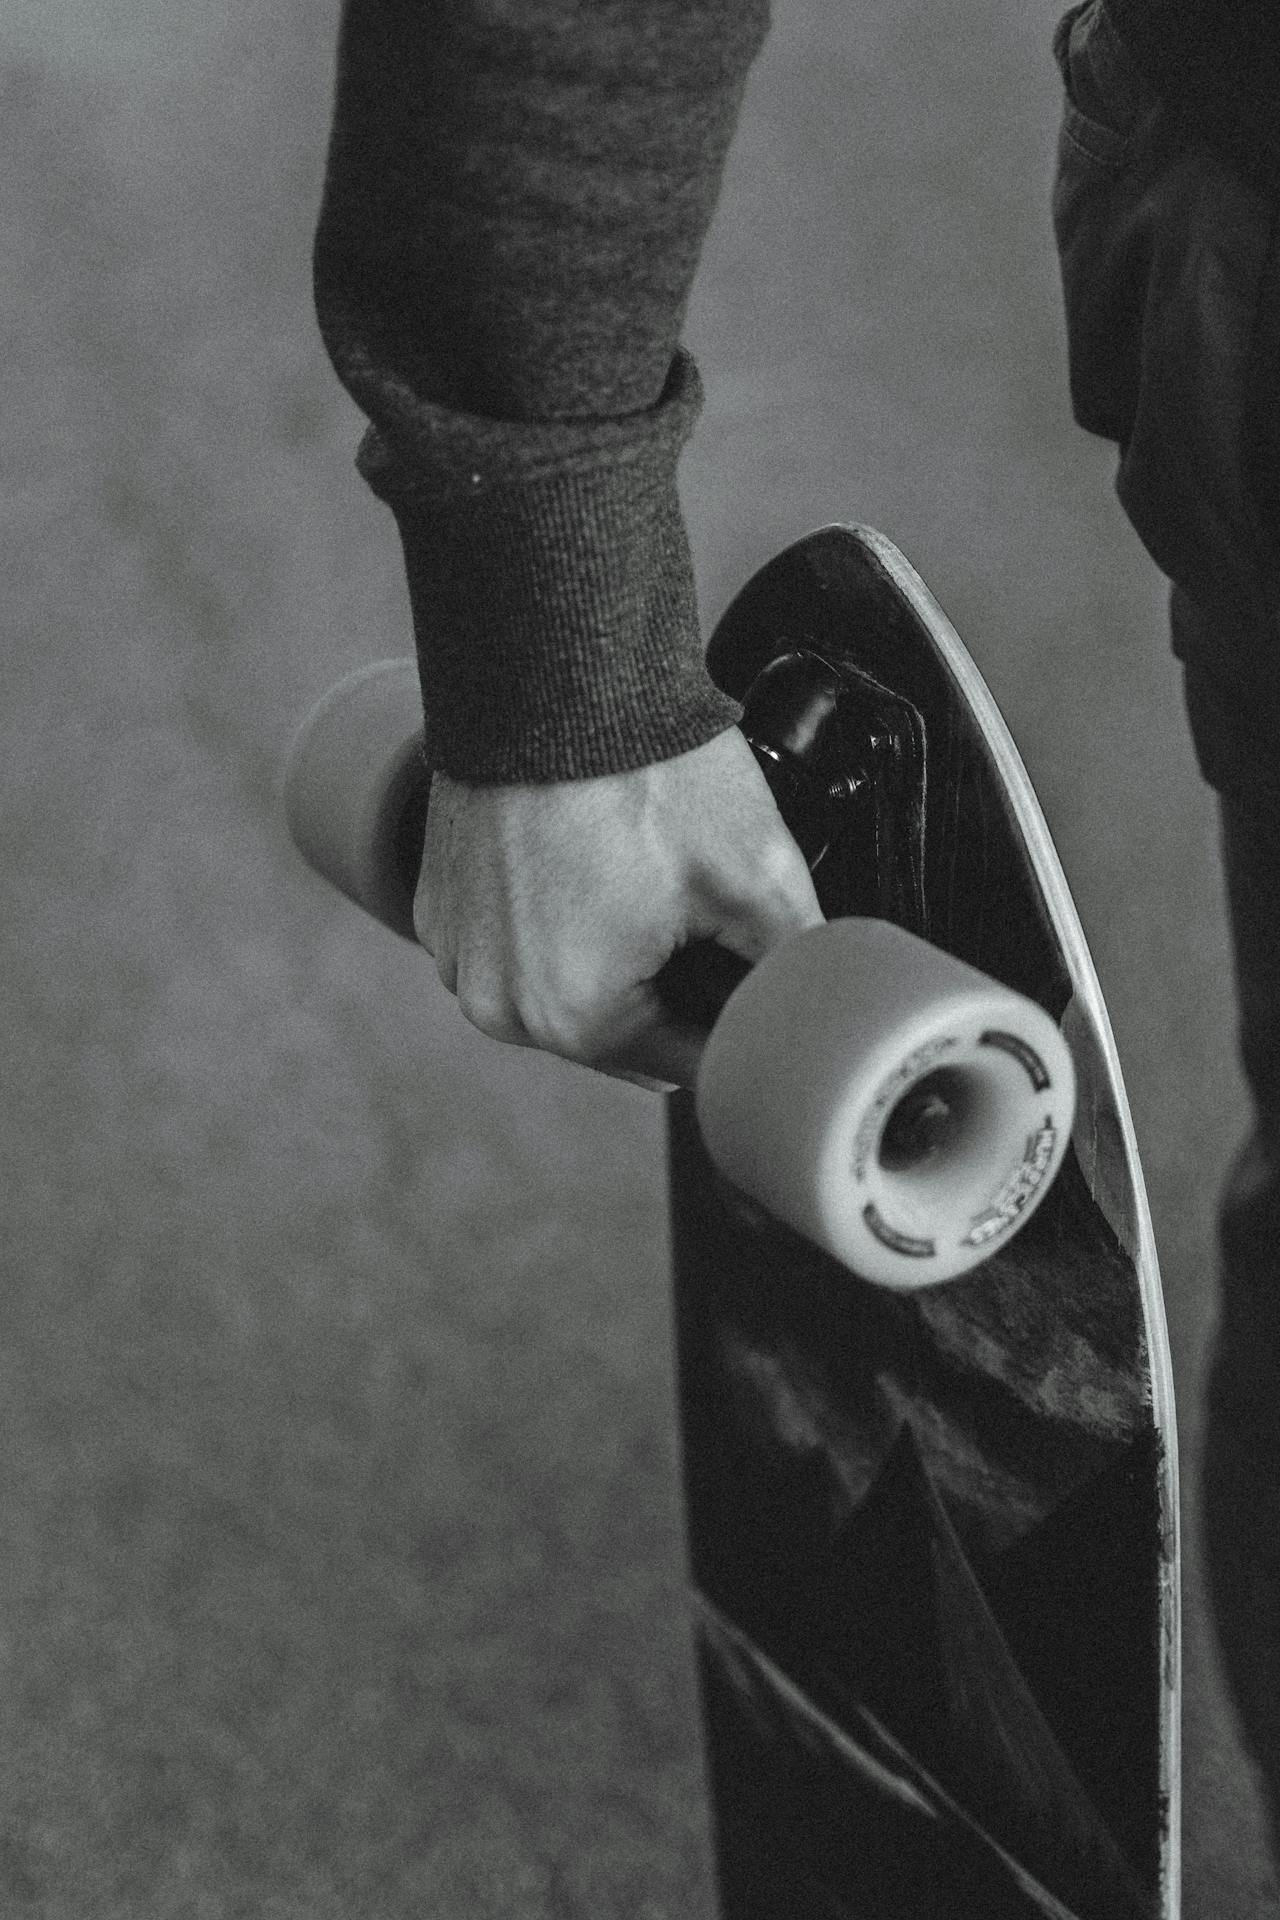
[863,1204,936,1258]
[964,1118,1058,1247]
[979,1028,1051,1092]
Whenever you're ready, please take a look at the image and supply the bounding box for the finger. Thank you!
[455,972,536,1049]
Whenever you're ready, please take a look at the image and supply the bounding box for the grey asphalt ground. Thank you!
[3,1,1277,1914]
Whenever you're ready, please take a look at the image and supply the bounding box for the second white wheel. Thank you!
[283,659,424,940]
[694,918,1075,1288]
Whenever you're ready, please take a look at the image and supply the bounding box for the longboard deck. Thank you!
[668,527,1180,1919]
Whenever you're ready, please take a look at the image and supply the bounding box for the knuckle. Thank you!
[756,825,811,890]
[711,829,808,914]
[754,837,822,927]
[519,1002,589,1061]
[518,973,609,1063]
[456,977,522,1045]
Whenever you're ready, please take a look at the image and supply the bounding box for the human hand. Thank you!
[414,727,824,1088]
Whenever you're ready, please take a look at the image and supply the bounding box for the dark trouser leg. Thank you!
[1202,784,1280,1855]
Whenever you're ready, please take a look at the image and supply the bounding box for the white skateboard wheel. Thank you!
[695,919,1075,1288]
[283,659,424,940]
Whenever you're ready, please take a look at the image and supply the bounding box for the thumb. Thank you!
[596,1018,708,1093]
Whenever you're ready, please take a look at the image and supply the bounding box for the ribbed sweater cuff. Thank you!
[353,351,741,783]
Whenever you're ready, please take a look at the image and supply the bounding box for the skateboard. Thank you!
[282,526,1180,1919]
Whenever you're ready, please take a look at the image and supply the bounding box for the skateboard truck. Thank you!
[735,648,924,905]
[738,647,927,932]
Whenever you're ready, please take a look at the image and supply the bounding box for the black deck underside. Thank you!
[669,530,1171,1920]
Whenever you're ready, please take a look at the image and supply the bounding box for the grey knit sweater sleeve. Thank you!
[313,0,770,782]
